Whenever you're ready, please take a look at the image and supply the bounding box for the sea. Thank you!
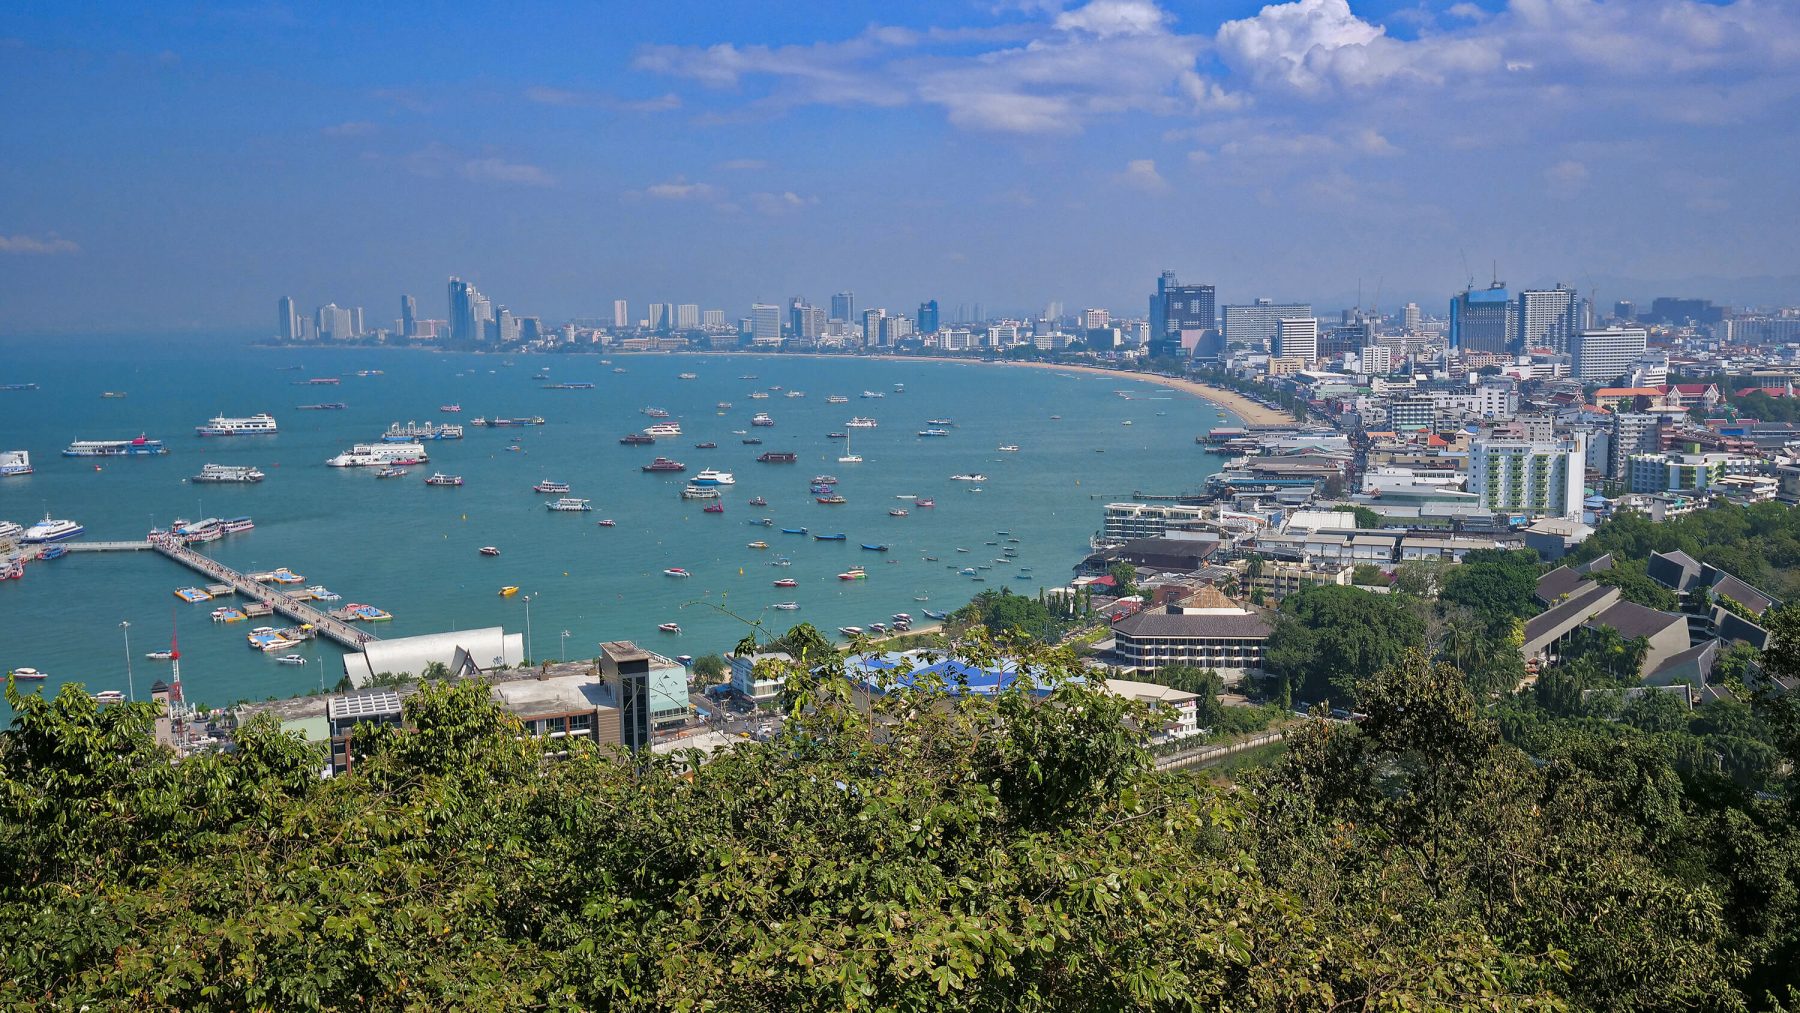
[0,338,1230,710]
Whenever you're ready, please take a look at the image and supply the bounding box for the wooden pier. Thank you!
[70,537,380,650]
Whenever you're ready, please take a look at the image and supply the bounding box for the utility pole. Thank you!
[522,594,534,663]
[120,620,134,701]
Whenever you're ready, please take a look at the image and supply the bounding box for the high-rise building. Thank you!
[277,296,301,341]
[315,303,354,342]
[794,305,825,340]
[611,299,629,329]
[750,303,783,344]
[862,308,886,346]
[1151,274,1215,358]
[350,307,364,336]
[918,300,940,335]
[702,309,725,328]
[1611,412,1660,479]
[830,291,854,323]
[1150,270,1178,336]
[1402,302,1421,334]
[1468,433,1586,520]
[496,306,519,344]
[674,304,700,330]
[646,303,666,331]
[1570,327,1649,383]
[1518,284,1581,354]
[1450,282,1517,354]
[881,315,914,345]
[1359,344,1392,375]
[448,277,483,344]
[1646,297,1722,326]
[1080,308,1110,331]
[400,294,416,338]
[1613,300,1636,322]
[1223,300,1311,350]
[1274,317,1318,365]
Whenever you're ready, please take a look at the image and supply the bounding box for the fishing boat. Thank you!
[816,494,847,505]
[773,578,798,588]
[781,527,808,535]
[499,586,520,597]
[702,502,724,514]
[440,404,462,413]
[533,480,571,493]
[663,567,690,578]
[741,437,763,445]
[658,622,681,633]
[773,602,800,610]
[889,508,909,517]
[915,498,936,508]
[694,442,717,449]
[276,654,306,666]
[546,497,592,512]
[813,532,847,541]
[923,609,948,621]
[192,463,266,483]
[424,473,463,487]
[748,496,769,507]
[596,519,617,527]
[861,543,890,552]
[949,473,987,482]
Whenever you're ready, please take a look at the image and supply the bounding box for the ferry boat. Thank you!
[658,622,681,633]
[702,502,724,514]
[663,568,690,578]
[643,423,683,437]
[694,442,718,450]
[192,463,265,483]
[546,497,592,512]
[1,450,33,477]
[382,421,464,441]
[473,416,546,427]
[533,480,571,494]
[750,412,775,427]
[619,433,656,445]
[479,546,501,556]
[949,473,987,482]
[741,437,763,445]
[747,391,770,400]
[997,444,1021,452]
[221,516,254,534]
[926,418,955,426]
[642,407,671,418]
[375,466,408,479]
[23,514,84,543]
[916,429,950,438]
[440,404,462,413]
[327,442,428,467]
[773,601,800,610]
[295,402,347,410]
[811,475,840,486]
[680,484,720,500]
[6,667,47,681]
[691,468,735,486]
[101,391,127,399]
[423,473,463,487]
[827,395,849,404]
[64,435,167,457]
[756,451,797,463]
[678,373,698,380]
[196,413,278,437]
[845,417,879,428]
[642,457,686,473]
[145,650,175,660]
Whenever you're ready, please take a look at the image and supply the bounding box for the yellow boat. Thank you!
[747,540,768,549]
[498,585,519,597]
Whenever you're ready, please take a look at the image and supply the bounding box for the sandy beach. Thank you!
[908,357,1297,427]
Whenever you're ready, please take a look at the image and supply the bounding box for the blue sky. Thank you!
[3,0,1798,334]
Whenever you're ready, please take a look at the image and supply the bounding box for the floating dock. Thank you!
[72,537,379,650]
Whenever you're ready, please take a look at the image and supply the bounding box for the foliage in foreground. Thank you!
[0,623,1794,1010]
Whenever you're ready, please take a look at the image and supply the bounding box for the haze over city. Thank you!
[4,0,1800,334]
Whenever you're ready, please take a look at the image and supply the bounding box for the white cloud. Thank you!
[1115,158,1170,193]
[641,178,722,200]
[461,158,554,187]
[1215,0,1500,94]
[1053,0,1169,38]
[1544,158,1589,197]
[749,190,819,214]
[0,233,79,255]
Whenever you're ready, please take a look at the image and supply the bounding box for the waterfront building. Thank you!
[1101,502,1212,541]
[611,299,629,329]
[400,294,416,338]
[918,300,940,334]
[1109,593,1272,682]
[702,308,725,328]
[448,277,485,344]
[750,303,783,344]
[880,315,914,345]
[1570,327,1649,383]
[1081,307,1110,331]
[1450,282,1516,354]
[1519,284,1581,354]
[830,291,855,323]
[1223,300,1312,350]
[862,308,887,346]
[277,296,301,341]
[1468,433,1586,520]
[1274,317,1318,366]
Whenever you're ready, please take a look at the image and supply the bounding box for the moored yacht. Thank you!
[327,442,428,467]
[691,468,736,486]
[192,463,266,483]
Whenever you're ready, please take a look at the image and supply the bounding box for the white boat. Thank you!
[63,435,168,457]
[7,667,46,681]
[680,483,720,500]
[691,468,736,486]
[827,395,849,404]
[145,650,175,660]
[23,514,84,543]
[773,601,800,610]
[997,445,1021,452]
[327,442,428,467]
[195,413,278,436]
[949,473,987,482]
[276,654,306,666]
[838,432,861,464]
[94,690,126,704]
[845,417,879,428]
[643,423,683,437]
[0,450,32,477]
[546,497,593,512]
[663,568,690,578]
[193,463,266,483]
[751,412,775,426]
[860,391,885,399]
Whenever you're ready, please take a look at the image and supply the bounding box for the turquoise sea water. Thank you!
[0,341,1229,709]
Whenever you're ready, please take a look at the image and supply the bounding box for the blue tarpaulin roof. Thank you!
[846,651,1065,697]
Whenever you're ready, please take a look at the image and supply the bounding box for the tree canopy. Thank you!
[1264,584,1427,706]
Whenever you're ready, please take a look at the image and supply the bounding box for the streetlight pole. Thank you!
[560,629,570,663]
[522,594,534,663]
[120,620,134,701]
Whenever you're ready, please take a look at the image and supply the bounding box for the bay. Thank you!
[0,339,1229,709]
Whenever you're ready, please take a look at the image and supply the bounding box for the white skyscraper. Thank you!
[1274,317,1318,364]
[1519,285,1582,354]
[674,304,700,329]
[1570,327,1649,383]
[1081,308,1110,330]
[1468,433,1586,520]
[750,303,783,344]
[1359,344,1392,375]
[1402,302,1421,334]
[277,296,301,341]
[1224,300,1312,349]
[612,300,629,329]
[702,309,725,328]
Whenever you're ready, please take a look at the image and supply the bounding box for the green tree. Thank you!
[692,653,728,685]
[1264,584,1427,706]
[1594,558,1680,610]
[1438,549,1542,622]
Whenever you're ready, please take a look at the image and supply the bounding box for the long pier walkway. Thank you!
[68,537,379,651]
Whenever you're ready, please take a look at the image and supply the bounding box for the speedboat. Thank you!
[997,444,1021,452]
[949,474,987,482]
[837,567,866,580]
[915,498,936,508]
[658,622,681,634]
[773,578,798,588]
[276,654,306,666]
[694,442,717,450]
[747,540,769,549]
[889,509,909,517]
[691,468,735,486]
[663,567,690,578]
[499,586,520,597]
[837,627,862,636]
[782,527,808,535]
[8,667,47,681]
[923,609,948,621]
[145,650,175,660]
[596,519,617,527]
[479,546,501,557]
[93,690,126,704]
[773,601,800,610]
[23,514,84,543]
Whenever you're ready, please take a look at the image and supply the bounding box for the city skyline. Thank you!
[5,0,1800,334]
